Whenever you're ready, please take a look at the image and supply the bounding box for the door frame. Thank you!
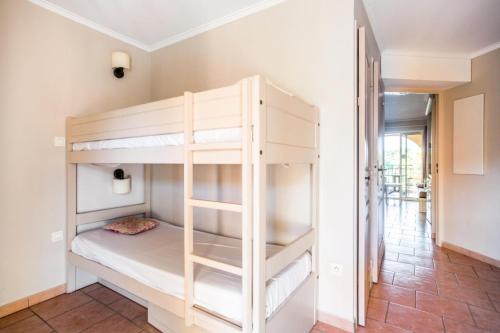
[356,25,371,327]
[370,60,385,283]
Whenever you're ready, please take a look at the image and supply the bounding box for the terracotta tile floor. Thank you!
[358,200,500,333]
[1,202,498,333]
[312,201,500,333]
[0,284,158,333]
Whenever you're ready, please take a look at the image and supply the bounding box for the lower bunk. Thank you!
[69,220,316,333]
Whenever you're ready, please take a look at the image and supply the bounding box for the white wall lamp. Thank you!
[111,51,130,78]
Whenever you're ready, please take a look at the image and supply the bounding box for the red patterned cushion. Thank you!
[103,217,159,235]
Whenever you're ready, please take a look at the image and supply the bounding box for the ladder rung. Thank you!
[188,199,242,212]
[188,142,242,151]
[190,254,242,276]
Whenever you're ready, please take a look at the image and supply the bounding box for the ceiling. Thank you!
[30,0,284,51]
[384,93,430,123]
[363,0,500,57]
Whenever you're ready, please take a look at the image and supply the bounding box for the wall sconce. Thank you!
[111,51,130,78]
[112,168,131,194]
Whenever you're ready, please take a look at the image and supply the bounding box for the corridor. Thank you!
[361,201,500,332]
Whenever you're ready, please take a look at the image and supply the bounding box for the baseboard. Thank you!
[0,298,28,319]
[0,284,66,318]
[441,241,500,268]
[317,310,355,332]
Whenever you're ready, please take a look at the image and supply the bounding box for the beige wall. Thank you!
[150,0,358,324]
[0,0,151,306]
[0,0,373,325]
[438,48,500,260]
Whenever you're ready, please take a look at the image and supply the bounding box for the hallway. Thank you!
[360,201,500,332]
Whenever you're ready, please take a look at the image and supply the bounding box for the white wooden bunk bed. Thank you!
[66,75,319,333]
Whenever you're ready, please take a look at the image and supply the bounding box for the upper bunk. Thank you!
[66,75,319,165]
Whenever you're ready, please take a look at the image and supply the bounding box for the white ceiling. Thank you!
[384,93,430,122]
[363,0,500,58]
[30,0,284,51]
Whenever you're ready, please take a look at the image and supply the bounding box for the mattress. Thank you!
[71,221,312,323]
[72,127,242,151]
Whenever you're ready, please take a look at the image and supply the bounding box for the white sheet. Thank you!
[71,221,311,323]
[72,127,242,151]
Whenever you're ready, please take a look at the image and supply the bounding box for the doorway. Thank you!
[384,131,425,201]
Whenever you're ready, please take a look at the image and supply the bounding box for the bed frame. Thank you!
[66,75,319,333]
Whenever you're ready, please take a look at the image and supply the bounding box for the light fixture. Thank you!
[111,51,130,78]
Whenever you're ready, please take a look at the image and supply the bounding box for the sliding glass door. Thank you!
[384,132,423,200]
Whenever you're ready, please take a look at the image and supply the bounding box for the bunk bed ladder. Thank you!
[184,79,254,333]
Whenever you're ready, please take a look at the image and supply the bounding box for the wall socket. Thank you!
[329,263,343,276]
[51,231,63,243]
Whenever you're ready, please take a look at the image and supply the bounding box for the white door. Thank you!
[357,26,371,326]
[370,61,385,282]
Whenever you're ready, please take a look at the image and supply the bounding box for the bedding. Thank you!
[71,220,311,323]
[103,217,159,235]
[72,127,242,151]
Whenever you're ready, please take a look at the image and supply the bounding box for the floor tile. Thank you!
[0,309,34,329]
[367,298,388,321]
[370,283,415,307]
[79,284,102,295]
[438,285,494,310]
[475,269,500,283]
[31,291,93,320]
[384,251,399,261]
[356,318,412,332]
[469,305,500,332]
[448,254,493,271]
[385,245,415,256]
[131,314,161,333]
[434,261,477,278]
[399,241,430,251]
[47,300,114,333]
[82,314,141,333]
[379,271,395,284]
[457,274,500,295]
[0,315,52,333]
[386,303,445,333]
[393,273,438,294]
[492,300,500,312]
[87,287,124,305]
[443,317,490,333]
[398,254,434,269]
[415,266,458,284]
[414,249,450,262]
[382,260,415,276]
[109,298,146,320]
[416,291,474,323]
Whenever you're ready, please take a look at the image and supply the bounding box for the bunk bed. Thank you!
[66,75,319,333]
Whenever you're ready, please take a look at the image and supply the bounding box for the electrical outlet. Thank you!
[329,263,343,276]
[51,231,63,243]
[54,136,66,147]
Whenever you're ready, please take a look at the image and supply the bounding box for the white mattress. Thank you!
[71,221,311,323]
[72,127,242,151]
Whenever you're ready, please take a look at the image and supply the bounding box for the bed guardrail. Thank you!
[265,229,315,281]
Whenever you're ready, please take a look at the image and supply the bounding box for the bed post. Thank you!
[252,76,267,333]
[312,107,320,323]
[241,78,253,333]
[66,117,77,293]
[144,165,152,218]
[183,92,195,326]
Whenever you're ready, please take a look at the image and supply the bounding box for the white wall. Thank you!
[77,164,144,213]
[150,0,358,325]
[438,48,500,260]
[0,0,151,306]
